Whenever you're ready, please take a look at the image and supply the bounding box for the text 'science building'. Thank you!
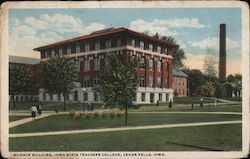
[34,28,178,103]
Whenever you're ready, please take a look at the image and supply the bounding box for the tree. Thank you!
[182,68,206,96]
[203,48,217,77]
[43,56,77,111]
[227,74,242,97]
[153,33,186,70]
[201,81,216,97]
[97,52,137,125]
[9,65,33,110]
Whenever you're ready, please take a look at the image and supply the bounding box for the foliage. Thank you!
[153,33,186,70]
[9,65,33,109]
[43,56,77,110]
[226,74,242,97]
[97,53,137,108]
[203,48,217,77]
[182,68,206,96]
[201,81,216,97]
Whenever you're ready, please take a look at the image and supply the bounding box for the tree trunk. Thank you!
[11,95,16,110]
[63,95,66,111]
[125,104,128,125]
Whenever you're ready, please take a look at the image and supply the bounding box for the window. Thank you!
[95,42,100,50]
[157,46,161,53]
[165,48,168,55]
[183,89,185,95]
[58,94,61,101]
[105,40,111,48]
[83,59,90,71]
[59,48,63,56]
[157,77,162,88]
[149,58,154,71]
[94,92,99,101]
[149,44,153,52]
[43,93,46,100]
[159,93,162,101]
[139,74,146,87]
[51,49,55,57]
[141,93,145,102]
[75,61,80,71]
[139,57,145,69]
[76,44,80,53]
[157,60,162,72]
[93,58,100,70]
[67,47,71,54]
[83,75,90,87]
[50,94,53,100]
[131,39,135,47]
[93,75,100,86]
[140,41,144,50]
[84,92,88,101]
[166,94,169,101]
[149,75,154,88]
[117,38,121,47]
[44,51,48,58]
[85,43,90,52]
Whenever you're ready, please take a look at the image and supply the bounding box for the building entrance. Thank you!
[150,93,154,103]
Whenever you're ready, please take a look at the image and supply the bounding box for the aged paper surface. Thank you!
[0,1,249,159]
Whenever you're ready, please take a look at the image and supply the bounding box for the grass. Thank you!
[9,124,242,151]
[173,97,219,104]
[133,104,242,113]
[10,113,241,134]
[9,116,30,122]
[220,97,242,101]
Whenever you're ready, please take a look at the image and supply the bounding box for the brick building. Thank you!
[172,70,188,96]
[34,27,178,103]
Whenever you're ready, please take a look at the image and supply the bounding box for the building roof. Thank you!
[173,69,188,77]
[9,55,40,64]
[34,27,179,51]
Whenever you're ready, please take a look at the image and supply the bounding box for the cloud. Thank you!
[188,37,239,50]
[129,18,205,37]
[9,13,106,58]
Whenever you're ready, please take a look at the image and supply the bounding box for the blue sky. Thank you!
[9,8,242,75]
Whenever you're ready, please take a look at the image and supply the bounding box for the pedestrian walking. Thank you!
[37,102,42,115]
[31,105,37,119]
[200,98,203,108]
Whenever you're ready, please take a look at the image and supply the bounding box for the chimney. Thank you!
[219,24,226,81]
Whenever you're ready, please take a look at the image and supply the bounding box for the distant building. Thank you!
[34,27,179,103]
[172,70,188,96]
[9,55,42,101]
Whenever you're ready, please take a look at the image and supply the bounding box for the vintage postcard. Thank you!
[0,1,249,159]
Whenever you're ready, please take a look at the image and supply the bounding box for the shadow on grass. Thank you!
[165,141,223,151]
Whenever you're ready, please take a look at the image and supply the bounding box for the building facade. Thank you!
[172,70,188,97]
[34,28,178,103]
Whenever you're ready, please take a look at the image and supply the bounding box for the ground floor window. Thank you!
[159,93,162,101]
[84,92,88,101]
[166,93,169,101]
[94,92,98,101]
[141,93,145,102]
[50,94,53,100]
[43,93,46,100]
[15,96,19,101]
[74,91,78,101]
[150,93,154,103]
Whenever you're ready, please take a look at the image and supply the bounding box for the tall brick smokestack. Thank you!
[219,24,226,81]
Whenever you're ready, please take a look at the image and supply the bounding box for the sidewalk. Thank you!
[9,114,52,128]
[10,120,241,138]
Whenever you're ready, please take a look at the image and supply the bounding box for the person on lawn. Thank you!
[37,102,42,116]
[31,105,37,119]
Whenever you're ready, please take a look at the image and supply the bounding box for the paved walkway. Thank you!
[10,120,241,138]
[9,114,52,128]
[130,111,242,115]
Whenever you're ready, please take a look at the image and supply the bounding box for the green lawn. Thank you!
[10,124,242,151]
[134,104,242,113]
[173,97,219,104]
[9,116,30,122]
[10,113,241,134]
